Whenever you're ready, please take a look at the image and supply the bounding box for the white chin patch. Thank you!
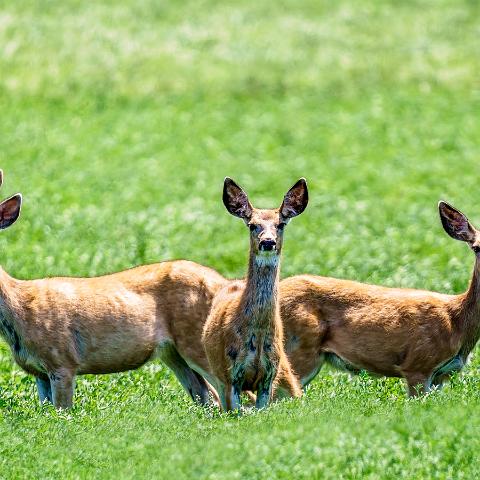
[255,252,279,267]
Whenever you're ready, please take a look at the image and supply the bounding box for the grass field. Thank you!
[1,0,480,477]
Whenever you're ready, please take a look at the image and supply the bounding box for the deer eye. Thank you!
[473,246,480,254]
[277,222,286,230]
[249,224,257,232]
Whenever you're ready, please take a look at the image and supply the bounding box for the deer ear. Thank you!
[280,178,308,219]
[0,194,22,230]
[439,201,476,243]
[223,177,253,219]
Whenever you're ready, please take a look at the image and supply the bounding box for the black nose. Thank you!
[259,240,276,251]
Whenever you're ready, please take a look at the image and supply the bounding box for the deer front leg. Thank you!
[227,362,245,412]
[229,383,242,411]
[256,351,281,409]
[49,369,75,409]
[274,359,303,400]
[403,372,432,397]
[223,383,241,412]
[36,376,52,404]
[256,369,275,409]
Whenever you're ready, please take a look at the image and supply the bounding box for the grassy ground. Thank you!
[1,0,480,477]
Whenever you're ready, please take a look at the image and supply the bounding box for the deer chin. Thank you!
[255,251,279,267]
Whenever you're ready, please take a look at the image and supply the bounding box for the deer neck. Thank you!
[241,250,280,330]
[0,267,22,351]
[456,256,480,357]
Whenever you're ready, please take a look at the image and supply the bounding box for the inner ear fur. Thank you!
[223,177,253,219]
[439,201,477,243]
[280,178,308,219]
[0,194,22,230]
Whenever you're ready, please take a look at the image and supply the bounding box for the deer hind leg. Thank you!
[188,370,216,406]
[431,355,464,389]
[36,376,52,404]
[156,341,211,405]
[431,373,448,390]
[49,368,75,409]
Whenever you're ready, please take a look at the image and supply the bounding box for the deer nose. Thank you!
[259,240,276,251]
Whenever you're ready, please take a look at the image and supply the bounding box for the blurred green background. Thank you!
[0,0,479,478]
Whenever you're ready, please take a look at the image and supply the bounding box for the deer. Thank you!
[275,200,480,396]
[201,177,308,411]
[0,170,230,409]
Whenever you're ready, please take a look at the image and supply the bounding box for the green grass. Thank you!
[1,0,480,477]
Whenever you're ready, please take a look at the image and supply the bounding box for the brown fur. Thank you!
[201,178,307,411]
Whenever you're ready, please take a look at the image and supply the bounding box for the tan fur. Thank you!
[279,201,480,396]
[170,201,480,399]
[10,174,475,406]
[0,171,234,408]
[0,261,228,407]
[201,178,306,411]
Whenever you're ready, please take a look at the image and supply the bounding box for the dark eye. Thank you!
[249,224,257,232]
[473,246,480,254]
[278,223,286,230]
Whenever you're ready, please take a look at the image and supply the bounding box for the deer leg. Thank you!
[49,369,75,409]
[431,372,449,390]
[157,341,212,405]
[244,391,257,404]
[36,376,52,404]
[403,372,432,397]
[256,370,275,409]
[203,379,221,406]
[299,352,327,388]
[226,362,245,412]
[187,370,214,406]
[274,360,303,400]
[431,355,464,389]
[223,383,235,412]
[230,382,242,412]
[216,383,229,411]
[431,370,457,391]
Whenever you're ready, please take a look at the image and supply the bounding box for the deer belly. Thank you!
[324,352,361,374]
[324,351,401,377]
[79,353,153,374]
[77,329,157,374]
